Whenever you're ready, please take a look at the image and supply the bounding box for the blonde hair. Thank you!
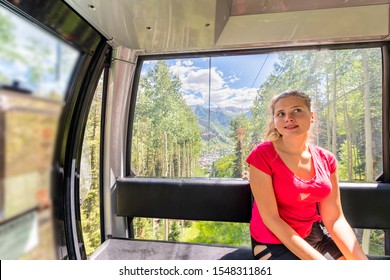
[264,90,312,141]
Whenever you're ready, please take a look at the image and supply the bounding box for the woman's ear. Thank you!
[310,112,314,123]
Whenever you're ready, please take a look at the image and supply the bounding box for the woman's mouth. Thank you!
[285,125,298,130]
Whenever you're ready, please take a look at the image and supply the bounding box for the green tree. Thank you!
[168,220,181,241]
[182,221,250,247]
[131,61,202,240]
[229,115,250,178]
[132,61,201,178]
[0,11,13,52]
[212,154,235,178]
[80,77,103,256]
[0,10,19,83]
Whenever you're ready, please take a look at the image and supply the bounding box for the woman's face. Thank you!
[273,96,313,138]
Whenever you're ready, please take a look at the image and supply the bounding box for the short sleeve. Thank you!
[246,143,273,176]
[327,151,337,174]
[313,145,337,174]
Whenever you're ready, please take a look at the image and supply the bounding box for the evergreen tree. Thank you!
[229,115,250,178]
[80,78,103,256]
[131,61,202,240]
[132,61,201,178]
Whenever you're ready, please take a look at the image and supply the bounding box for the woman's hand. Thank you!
[319,171,368,260]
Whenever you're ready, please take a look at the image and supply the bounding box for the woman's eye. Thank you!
[276,112,285,117]
[294,108,302,113]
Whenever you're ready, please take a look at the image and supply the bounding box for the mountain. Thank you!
[191,105,250,144]
[192,105,235,142]
[190,105,251,171]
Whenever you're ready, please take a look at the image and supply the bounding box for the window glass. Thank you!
[130,48,383,250]
[0,6,80,259]
[0,8,79,100]
[80,73,103,257]
[359,229,385,256]
[132,49,382,181]
[133,217,250,247]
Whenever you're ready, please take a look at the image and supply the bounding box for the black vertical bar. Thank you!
[99,47,112,242]
[382,45,390,183]
[385,229,390,255]
[382,45,390,255]
[0,110,5,217]
[127,217,135,239]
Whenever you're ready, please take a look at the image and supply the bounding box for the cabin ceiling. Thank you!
[64,0,390,54]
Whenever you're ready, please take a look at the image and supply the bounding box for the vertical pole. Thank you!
[0,109,5,218]
[381,45,390,255]
[385,229,390,255]
[382,45,390,182]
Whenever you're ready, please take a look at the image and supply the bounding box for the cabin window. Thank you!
[132,49,382,182]
[129,47,383,251]
[0,6,80,259]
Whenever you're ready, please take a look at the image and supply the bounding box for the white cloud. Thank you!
[184,67,225,93]
[182,94,204,106]
[210,87,258,109]
[182,60,193,67]
[170,61,224,96]
[169,60,258,109]
[228,75,240,84]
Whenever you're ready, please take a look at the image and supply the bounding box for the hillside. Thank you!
[191,105,250,172]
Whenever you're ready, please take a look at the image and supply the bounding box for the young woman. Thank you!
[247,90,368,260]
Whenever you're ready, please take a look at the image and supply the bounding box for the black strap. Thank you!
[254,247,270,260]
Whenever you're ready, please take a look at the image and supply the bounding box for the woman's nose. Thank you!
[285,113,294,121]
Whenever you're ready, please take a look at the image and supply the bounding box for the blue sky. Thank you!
[142,53,278,110]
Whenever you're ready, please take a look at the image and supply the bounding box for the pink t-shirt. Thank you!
[246,141,337,244]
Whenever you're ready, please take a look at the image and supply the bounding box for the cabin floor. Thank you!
[89,238,390,260]
[89,238,254,260]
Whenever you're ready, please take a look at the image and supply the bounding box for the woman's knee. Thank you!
[253,245,271,260]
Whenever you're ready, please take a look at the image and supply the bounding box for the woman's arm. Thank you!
[318,171,368,260]
[249,165,326,260]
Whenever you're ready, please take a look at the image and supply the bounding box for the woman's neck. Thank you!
[274,135,309,155]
